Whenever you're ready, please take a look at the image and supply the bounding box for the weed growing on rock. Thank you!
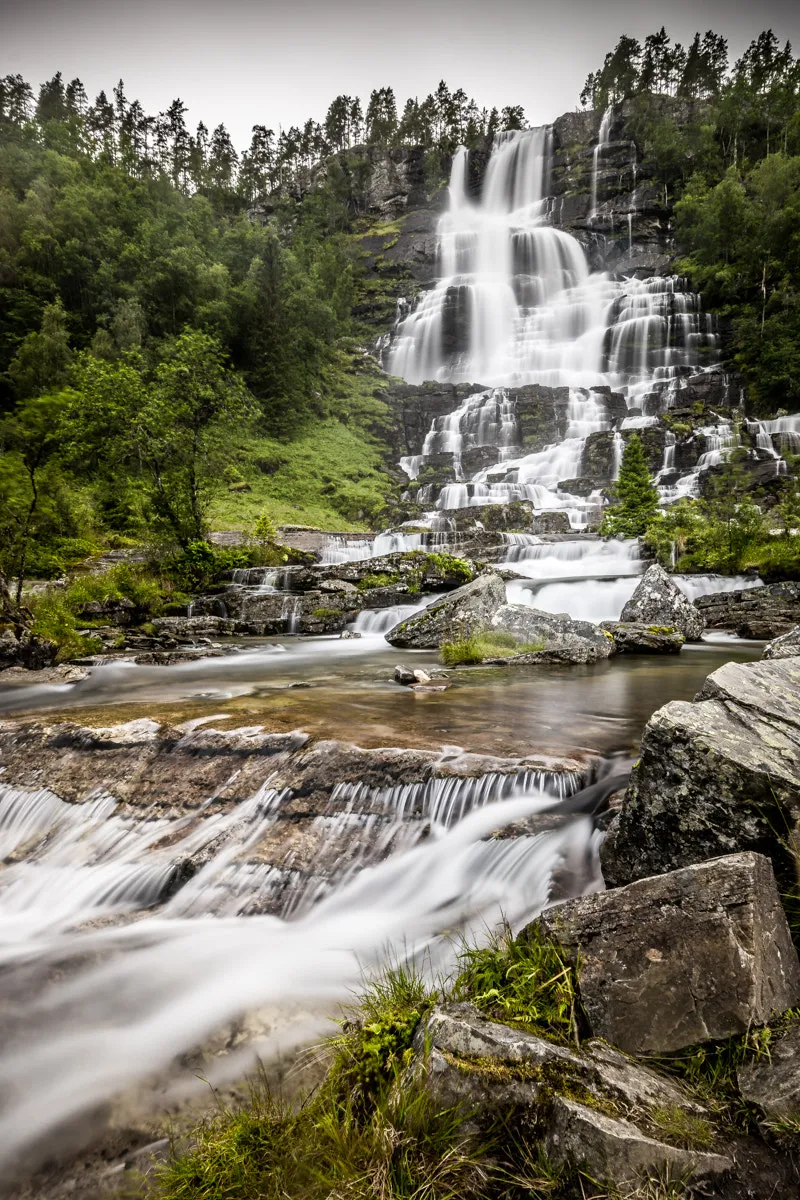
[454,924,581,1044]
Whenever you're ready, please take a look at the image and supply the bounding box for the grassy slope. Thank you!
[211,356,401,534]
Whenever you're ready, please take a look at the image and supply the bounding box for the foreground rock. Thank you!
[601,656,800,891]
[417,1003,732,1188]
[385,573,506,648]
[490,605,615,663]
[620,564,704,641]
[763,624,800,660]
[695,580,800,639]
[546,1097,730,1189]
[537,852,800,1055]
[600,620,684,654]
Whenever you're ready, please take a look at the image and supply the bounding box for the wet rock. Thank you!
[737,1020,800,1118]
[620,564,704,641]
[545,1097,732,1188]
[385,573,506,649]
[394,665,415,685]
[412,669,431,684]
[600,621,684,654]
[76,596,138,626]
[763,625,800,659]
[695,582,800,638]
[490,605,616,663]
[0,627,58,671]
[152,615,236,638]
[601,657,800,890]
[339,630,361,639]
[537,852,800,1054]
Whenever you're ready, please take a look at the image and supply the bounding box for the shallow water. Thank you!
[4,635,763,757]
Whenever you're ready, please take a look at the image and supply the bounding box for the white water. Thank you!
[388,128,716,399]
[0,782,595,1166]
[380,127,720,532]
[507,565,762,624]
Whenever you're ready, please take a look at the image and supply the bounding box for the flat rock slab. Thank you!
[600,621,684,654]
[737,1020,800,1119]
[537,853,800,1055]
[601,657,800,890]
[546,1097,732,1187]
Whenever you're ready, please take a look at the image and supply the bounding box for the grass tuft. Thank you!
[441,632,546,666]
[454,924,580,1045]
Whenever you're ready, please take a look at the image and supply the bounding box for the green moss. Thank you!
[311,607,340,619]
[356,571,400,591]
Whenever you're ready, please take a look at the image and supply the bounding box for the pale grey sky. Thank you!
[3,0,800,148]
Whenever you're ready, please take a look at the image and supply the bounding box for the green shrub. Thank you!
[30,593,102,662]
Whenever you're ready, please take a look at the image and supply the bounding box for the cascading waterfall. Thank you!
[387,128,716,397]
[381,127,719,538]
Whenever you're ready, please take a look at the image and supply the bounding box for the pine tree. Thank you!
[601,433,660,537]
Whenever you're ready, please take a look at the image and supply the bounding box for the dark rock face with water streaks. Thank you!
[601,656,800,892]
[695,581,800,639]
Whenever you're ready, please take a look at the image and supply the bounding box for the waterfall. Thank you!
[387,129,717,395]
[589,107,613,223]
[382,128,721,530]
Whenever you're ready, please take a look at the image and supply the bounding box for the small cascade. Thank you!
[351,599,431,635]
[281,595,301,633]
[659,419,735,502]
[589,107,613,224]
[746,413,800,475]
[232,567,292,592]
[318,529,458,565]
[611,431,624,480]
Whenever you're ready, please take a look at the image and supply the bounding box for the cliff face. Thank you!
[345,98,703,332]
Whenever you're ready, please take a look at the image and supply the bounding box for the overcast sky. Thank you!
[3,0,800,148]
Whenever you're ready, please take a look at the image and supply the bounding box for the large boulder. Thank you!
[490,605,615,663]
[601,657,800,891]
[620,564,704,641]
[695,581,800,639]
[600,621,684,654]
[763,625,800,660]
[537,852,800,1055]
[384,573,506,648]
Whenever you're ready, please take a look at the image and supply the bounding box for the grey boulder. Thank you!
[489,605,615,663]
[385,573,506,649]
[737,1021,800,1119]
[536,852,800,1055]
[546,1097,731,1188]
[763,624,800,660]
[601,657,800,890]
[620,564,704,641]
